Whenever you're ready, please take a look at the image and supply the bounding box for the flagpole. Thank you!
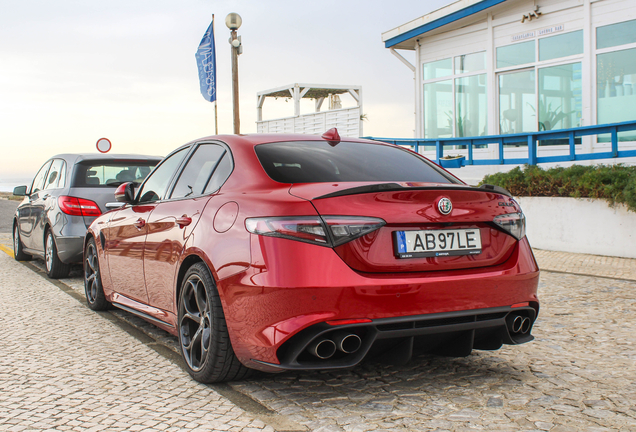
[212,14,218,135]
[196,15,218,134]
[214,101,218,135]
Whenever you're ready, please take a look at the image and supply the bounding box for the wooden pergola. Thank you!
[256,83,362,121]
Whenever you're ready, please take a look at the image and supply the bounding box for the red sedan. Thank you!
[84,130,539,383]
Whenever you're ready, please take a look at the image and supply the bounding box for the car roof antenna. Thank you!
[321,128,341,147]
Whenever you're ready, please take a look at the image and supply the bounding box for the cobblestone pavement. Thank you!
[533,249,636,281]
[0,252,277,432]
[1,232,636,431]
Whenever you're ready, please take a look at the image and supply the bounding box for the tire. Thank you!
[13,224,32,261]
[84,237,111,311]
[44,229,70,279]
[178,262,251,383]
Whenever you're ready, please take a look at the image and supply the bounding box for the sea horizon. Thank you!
[0,179,31,193]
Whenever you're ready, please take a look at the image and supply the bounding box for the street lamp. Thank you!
[226,13,242,134]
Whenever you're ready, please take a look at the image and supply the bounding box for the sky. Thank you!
[0,0,451,182]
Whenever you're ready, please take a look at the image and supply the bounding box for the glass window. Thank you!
[499,70,536,134]
[30,161,52,195]
[538,63,582,131]
[597,48,636,141]
[424,80,453,138]
[44,159,66,190]
[455,74,487,137]
[496,41,535,68]
[171,144,226,199]
[455,52,486,74]
[204,154,233,194]
[597,19,636,49]
[539,30,583,61]
[423,58,452,80]
[137,148,189,203]
[72,160,158,187]
[255,141,456,184]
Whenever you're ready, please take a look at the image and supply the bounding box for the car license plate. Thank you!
[394,228,482,258]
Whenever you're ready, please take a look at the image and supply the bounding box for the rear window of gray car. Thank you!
[72,161,158,187]
[255,141,457,184]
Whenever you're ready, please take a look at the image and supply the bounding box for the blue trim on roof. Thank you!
[385,0,507,48]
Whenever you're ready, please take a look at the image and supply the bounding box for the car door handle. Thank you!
[133,218,146,229]
[176,216,192,228]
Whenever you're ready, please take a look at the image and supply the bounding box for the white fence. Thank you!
[257,107,361,137]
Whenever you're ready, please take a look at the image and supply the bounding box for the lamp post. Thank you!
[226,13,242,134]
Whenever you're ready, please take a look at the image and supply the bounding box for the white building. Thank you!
[382,0,636,175]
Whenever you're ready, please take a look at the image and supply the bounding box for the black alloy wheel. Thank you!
[44,230,70,279]
[84,238,111,311]
[13,224,32,261]
[177,262,251,383]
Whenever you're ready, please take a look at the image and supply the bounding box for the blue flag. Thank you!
[195,18,216,102]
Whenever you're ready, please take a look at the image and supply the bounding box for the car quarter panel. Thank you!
[186,186,319,284]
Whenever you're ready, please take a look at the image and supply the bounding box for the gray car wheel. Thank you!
[44,230,70,279]
[13,224,32,261]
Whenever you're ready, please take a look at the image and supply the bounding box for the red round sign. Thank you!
[96,138,112,153]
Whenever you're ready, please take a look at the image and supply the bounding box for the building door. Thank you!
[497,69,536,136]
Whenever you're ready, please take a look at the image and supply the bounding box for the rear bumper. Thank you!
[55,236,84,263]
[219,235,540,372]
[256,305,536,371]
[50,213,91,264]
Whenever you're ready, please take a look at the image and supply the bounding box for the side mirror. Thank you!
[13,185,27,196]
[114,182,135,203]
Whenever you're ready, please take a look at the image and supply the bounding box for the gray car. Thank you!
[12,153,161,278]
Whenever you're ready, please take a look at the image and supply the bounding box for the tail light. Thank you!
[322,216,386,246]
[245,216,386,247]
[493,212,526,240]
[58,196,102,217]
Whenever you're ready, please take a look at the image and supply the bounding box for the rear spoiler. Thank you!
[314,183,512,200]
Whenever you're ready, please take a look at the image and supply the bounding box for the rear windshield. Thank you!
[72,160,158,188]
[255,141,456,184]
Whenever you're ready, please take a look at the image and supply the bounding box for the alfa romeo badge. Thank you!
[438,197,452,215]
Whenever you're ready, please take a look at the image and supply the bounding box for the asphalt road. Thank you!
[0,199,19,233]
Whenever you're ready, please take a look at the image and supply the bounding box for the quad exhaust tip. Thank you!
[333,332,362,354]
[307,339,337,359]
[307,332,362,359]
[511,315,531,334]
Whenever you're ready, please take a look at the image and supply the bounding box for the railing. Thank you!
[257,107,361,137]
[365,120,636,166]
